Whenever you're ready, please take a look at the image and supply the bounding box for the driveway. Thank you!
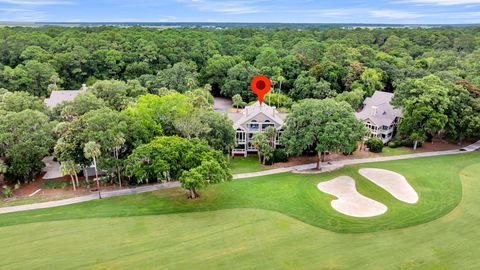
[213,97,232,112]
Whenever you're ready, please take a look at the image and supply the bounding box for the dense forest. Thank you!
[0,26,479,192]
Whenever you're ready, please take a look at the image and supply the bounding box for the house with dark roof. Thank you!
[355,91,403,144]
[228,102,287,156]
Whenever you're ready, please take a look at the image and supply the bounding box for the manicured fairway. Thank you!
[0,152,479,269]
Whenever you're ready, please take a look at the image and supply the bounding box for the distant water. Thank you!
[13,22,479,29]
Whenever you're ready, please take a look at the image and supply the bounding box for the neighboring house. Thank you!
[44,84,87,109]
[355,91,403,144]
[228,102,287,156]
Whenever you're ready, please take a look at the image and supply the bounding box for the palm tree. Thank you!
[264,126,277,148]
[84,141,101,198]
[186,77,195,91]
[60,160,80,191]
[0,160,7,185]
[112,136,125,188]
[252,133,270,164]
[277,75,285,107]
[232,94,243,112]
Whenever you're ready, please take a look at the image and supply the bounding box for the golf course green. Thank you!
[0,152,479,269]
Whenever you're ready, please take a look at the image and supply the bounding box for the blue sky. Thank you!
[1,0,480,24]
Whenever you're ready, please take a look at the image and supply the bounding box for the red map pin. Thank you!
[250,75,271,105]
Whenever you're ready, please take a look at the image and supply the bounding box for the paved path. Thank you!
[1,140,478,214]
[461,140,480,151]
[0,182,180,214]
[233,149,465,179]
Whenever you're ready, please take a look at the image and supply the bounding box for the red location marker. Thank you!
[250,75,271,105]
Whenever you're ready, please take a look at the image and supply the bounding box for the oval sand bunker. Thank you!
[359,168,419,204]
[317,176,387,218]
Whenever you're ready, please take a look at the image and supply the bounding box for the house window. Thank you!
[248,120,259,131]
[262,120,275,130]
[236,130,245,142]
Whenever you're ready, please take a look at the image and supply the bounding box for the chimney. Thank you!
[371,106,378,116]
[81,84,88,91]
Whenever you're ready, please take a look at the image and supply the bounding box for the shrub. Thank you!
[388,139,401,148]
[273,148,288,163]
[343,142,358,155]
[2,185,12,198]
[401,138,423,148]
[40,180,70,189]
[366,137,384,153]
[265,148,289,165]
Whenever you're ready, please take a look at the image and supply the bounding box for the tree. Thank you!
[83,141,101,194]
[20,45,50,62]
[185,87,214,109]
[23,60,58,97]
[0,91,46,113]
[254,47,279,68]
[60,160,80,191]
[179,159,230,199]
[174,110,210,139]
[252,132,273,165]
[335,83,365,110]
[0,110,55,182]
[129,93,193,136]
[292,39,323,68]
[393,75,451,148]
[232,94,244,111]
[198,111,236,154]
[125,136,231,198]
[156,62,199,93]
[56,92,106,120]
[89,80,131,110]
[264,126,277,148]
[263,92,293,108]
[0,160,7,185]
[281,99,365,170]
[221,61,259,101]
[360,68,385,96]
[365,137,384,153]
[201,54,237,90]
[290,72,335,100]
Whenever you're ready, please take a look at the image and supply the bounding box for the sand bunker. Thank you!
[359,168,419,204]
[317,176,388,218]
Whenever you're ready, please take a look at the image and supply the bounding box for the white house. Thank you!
[228,102,287,156]
[355,91,403,144]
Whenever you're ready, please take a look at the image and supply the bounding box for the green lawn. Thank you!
[228,155,269,174]
[0,152,479,269]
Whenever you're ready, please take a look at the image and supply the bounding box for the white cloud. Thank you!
[299,8,425,20]
[177,0,262,14]
[0,7,47,21]
[369,9,425,19]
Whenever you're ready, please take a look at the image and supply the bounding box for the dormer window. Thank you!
[262,119,275,130]
[248,120,259,131]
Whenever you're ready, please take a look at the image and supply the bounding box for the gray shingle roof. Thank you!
[227,102,284,130]
[355,91,402,126]
[44,90,80,108]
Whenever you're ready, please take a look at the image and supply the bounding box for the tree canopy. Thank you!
[281,99,365,169]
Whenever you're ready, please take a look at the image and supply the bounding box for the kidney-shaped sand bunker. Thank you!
[317,176,388,218]
[359,168,419,204]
